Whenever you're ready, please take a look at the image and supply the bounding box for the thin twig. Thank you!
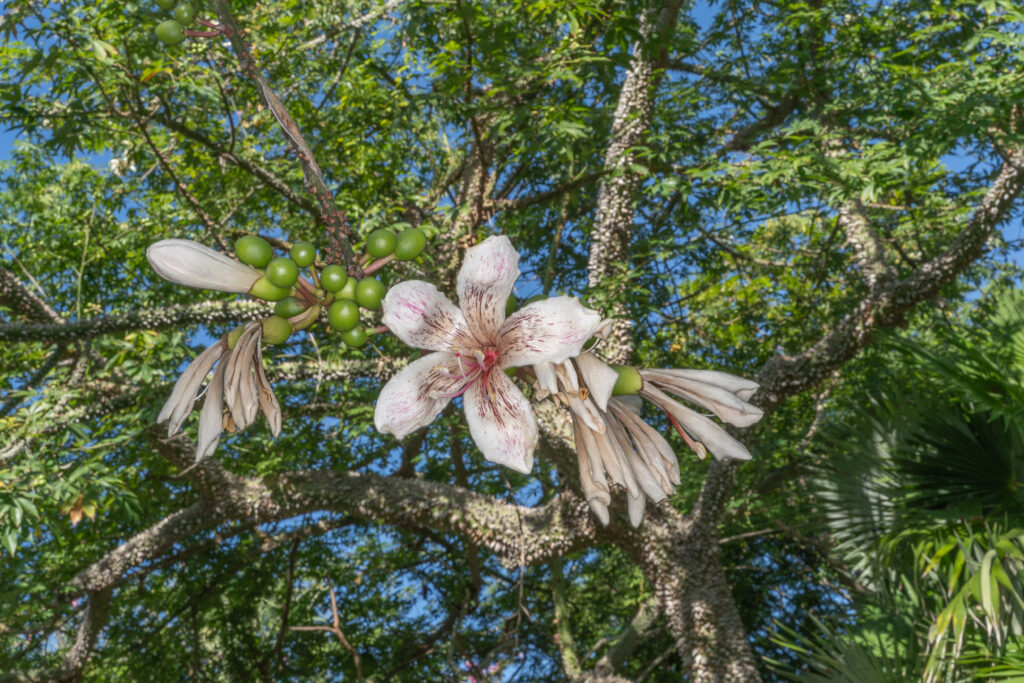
[208,1,360,275]
[290,587,364,681]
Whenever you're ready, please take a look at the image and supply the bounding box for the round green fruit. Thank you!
[611,365,643,395]
[355,278,386,310]
[262,316,293,345]
[265,257,299,288]
[235,235,273,268]
[365,229,397,258]
[154,19,186,46]
[274,296,307,319]
[342,326,368,348]
[226,324,246,350]
[155,0,176,10]
[327,299,360,332]
[394,228,426,261]
[289,241,316,268]
[338,276,358,301]
[320,265,346,292]
[249,276,290,302]
[172,1,195,23]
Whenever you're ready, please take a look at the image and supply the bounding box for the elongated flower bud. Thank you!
[147,239,261,293]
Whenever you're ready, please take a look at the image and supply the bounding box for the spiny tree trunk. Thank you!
[584,1,763,679]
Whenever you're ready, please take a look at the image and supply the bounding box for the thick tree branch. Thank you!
[755,149,1024,412]
[0,266,63,324]
[0,300,269,343]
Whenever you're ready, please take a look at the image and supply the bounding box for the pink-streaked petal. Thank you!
[456,235,521,342]
[463,370,538,474]
[498,296,602,368]
[381,281,474,353]
[147,239,261,293]
[374,353,467,439]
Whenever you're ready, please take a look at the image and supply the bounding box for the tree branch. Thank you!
[0,300,269,343]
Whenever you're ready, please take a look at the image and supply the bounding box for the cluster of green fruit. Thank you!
[154,0,197,46]
[363,227,427,262]
[234,228,426,349]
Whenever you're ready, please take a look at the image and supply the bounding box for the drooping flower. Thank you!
[374,235,602,473]
[159,321,282,460]
[147,239,262,293]
[534,349,762,525]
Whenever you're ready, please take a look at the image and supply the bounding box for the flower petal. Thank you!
[652,368,760,402]
[456,235,520,342]
[498,296,602,368]
[195,348,229,460]
[575,353,619,411]
[532,361,559,400]
[463,370,538,474]
[160,340,225,436]
[608,400,680,486]
[381,281,474,353]
[573,419,610,525]
[374,352,466,439]
[224,323,261,431]
[643,370,763,428]
[147,240,261,293]
[627,492,645,528]
[254,342,282,437]
[642,385,753,461]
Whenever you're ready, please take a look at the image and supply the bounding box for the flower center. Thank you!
[433,346,502,400]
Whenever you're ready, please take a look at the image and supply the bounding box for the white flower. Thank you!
[534,351,762,526]
[374,235,602,474]
[147,239,262,293]
[159,322,281,460]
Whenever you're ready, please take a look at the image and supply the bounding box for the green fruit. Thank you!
[262,316,293,345]
[249,276,290,301]
[320,265,346,292]
[355,278,386,310]
[394,228,426,261]
[226,324,246,349]
[327,299,360,332]
[342,326,367,348]
[235,235,273,268]
[154,19,186,46]
[172,1,195,23]
[611,365,643,395]
[338,276,358,301]
[365,229,397,258]
[274,296,307,319]
[266,257,299,288]
[155,0,176,10]
[290,241,316,268]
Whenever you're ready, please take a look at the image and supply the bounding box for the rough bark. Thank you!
[0,299,270,343]
[584,1,761,679]
[587,0,683,365]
